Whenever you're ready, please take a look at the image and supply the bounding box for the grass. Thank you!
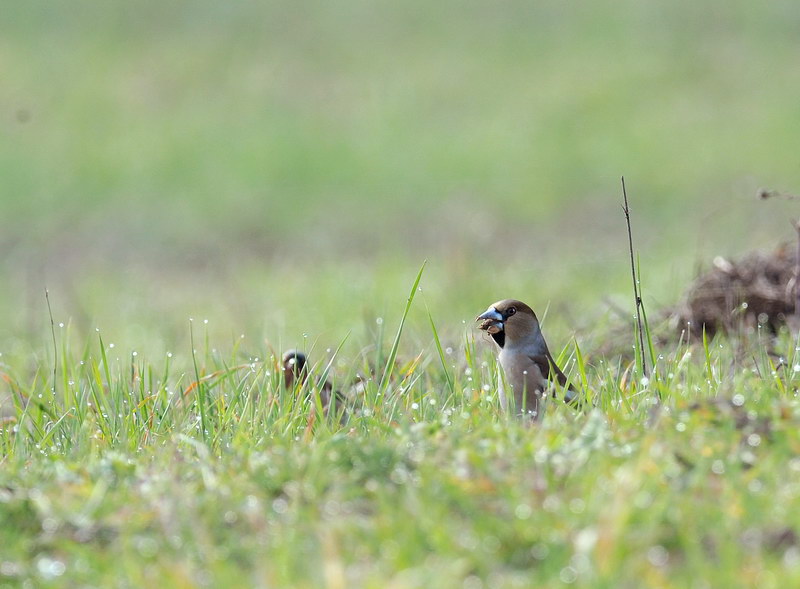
[3,279,800,587]
[3,0,800,586]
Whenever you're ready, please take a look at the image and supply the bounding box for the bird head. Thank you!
[476,299,539,348]
[282,349,308,389]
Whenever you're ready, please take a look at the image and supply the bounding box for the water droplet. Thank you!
[531,543,549,560]
[647,545,669,567]
[747,434,761,447]
[569,498,585,514]
[783,547,800,569]
[515,504,532,520]
[559,567,578,584]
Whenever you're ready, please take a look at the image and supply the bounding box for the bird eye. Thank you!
[507,307,516,316]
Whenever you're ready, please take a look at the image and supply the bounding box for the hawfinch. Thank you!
[477,299,578,419]
[282,349,346,419]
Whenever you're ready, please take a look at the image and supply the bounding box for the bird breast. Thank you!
[498,348,545,394]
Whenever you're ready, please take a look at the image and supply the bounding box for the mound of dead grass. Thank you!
[672,243,798,337]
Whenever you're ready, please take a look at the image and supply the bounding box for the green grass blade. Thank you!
[377,261,426,396]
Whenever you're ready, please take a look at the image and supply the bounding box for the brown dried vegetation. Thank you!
[672,243,798,337]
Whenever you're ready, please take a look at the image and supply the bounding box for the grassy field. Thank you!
[3,281,800,588]
[3,1,800,587]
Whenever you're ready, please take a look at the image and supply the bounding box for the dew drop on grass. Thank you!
[783,547,800,569]
[462,575,482,589]
[559,567,577,584]
[36,556,66,580]
[543,496,561,512]
[569,498,585,514]
[531,543,549,560]
[647,545,669,567]
[747,433,761,447]
[514,504,532,520]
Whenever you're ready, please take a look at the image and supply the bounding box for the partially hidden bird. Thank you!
[281,349,346,420]
[476,299,579,419]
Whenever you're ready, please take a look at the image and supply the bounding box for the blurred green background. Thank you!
[2,0,800,356]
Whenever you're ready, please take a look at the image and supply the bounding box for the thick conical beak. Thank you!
[476,307,504,333]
